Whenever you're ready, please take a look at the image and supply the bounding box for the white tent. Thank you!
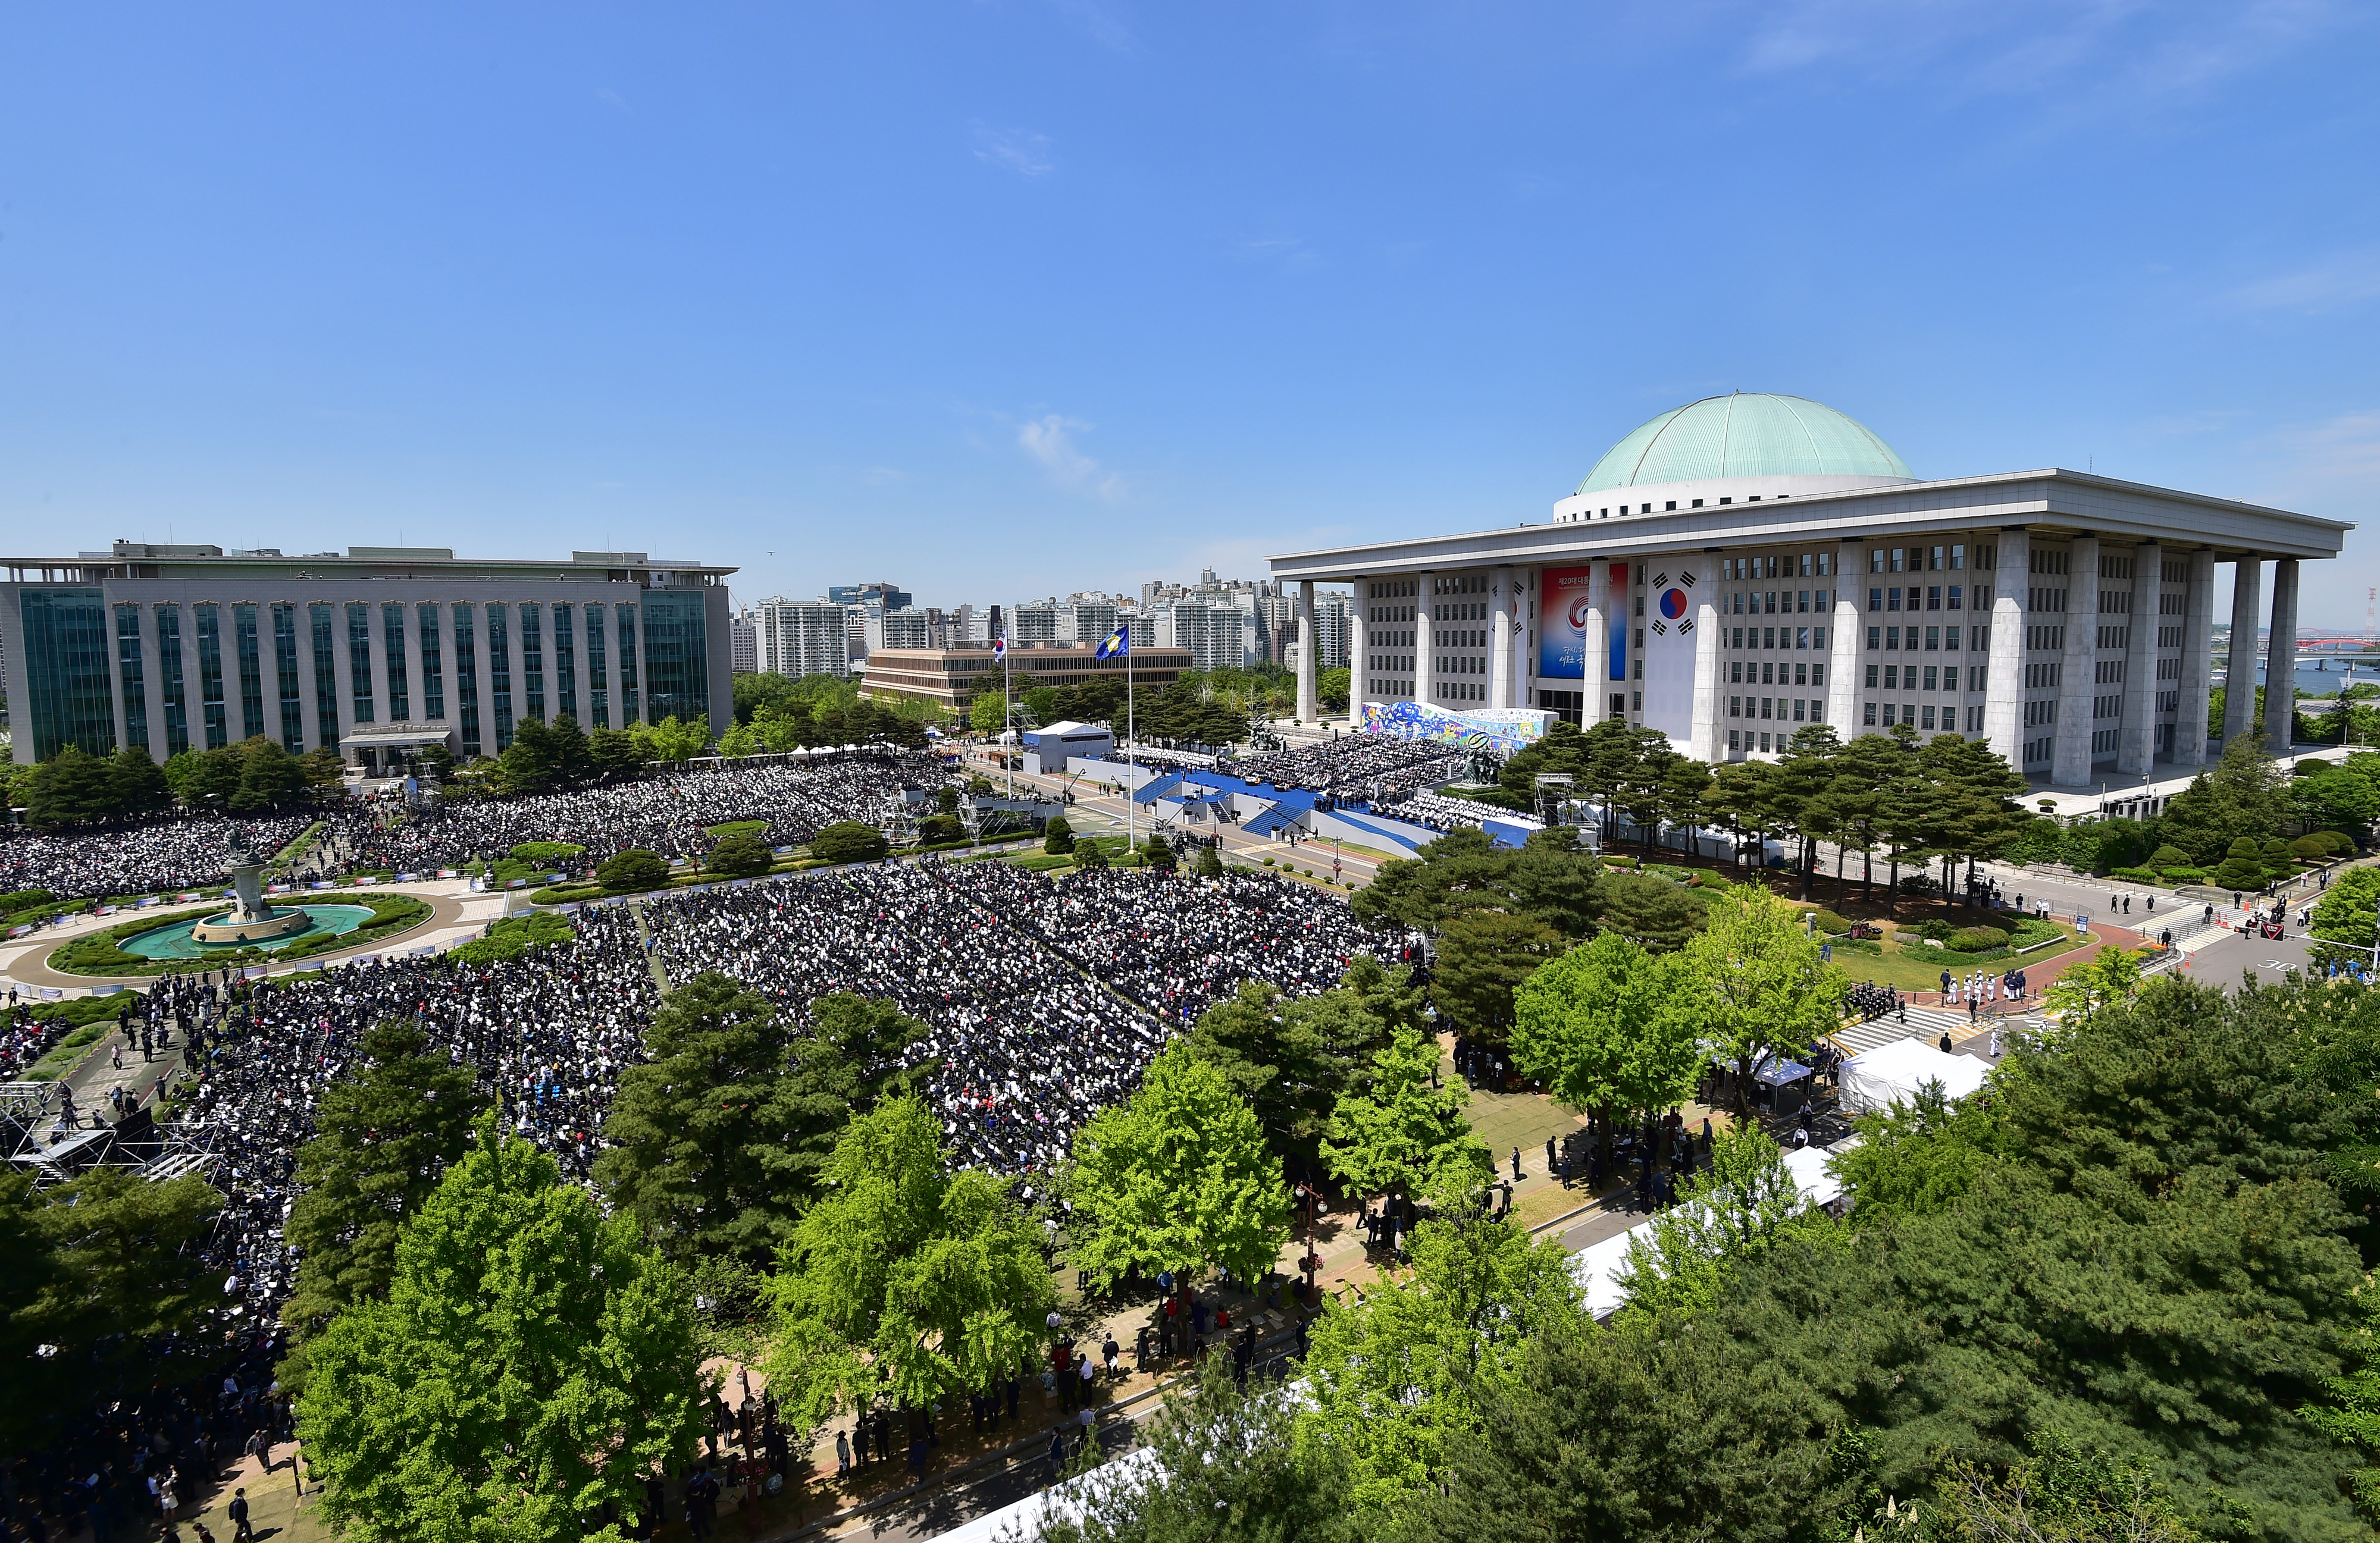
[1565,1140,1852,1319]
[1836,1036,1990,1115]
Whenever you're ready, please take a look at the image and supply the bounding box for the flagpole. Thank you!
[1003,635,1013,800]
[1126,635,1136,851]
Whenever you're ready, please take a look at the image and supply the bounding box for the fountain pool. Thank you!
[119,903,381,961]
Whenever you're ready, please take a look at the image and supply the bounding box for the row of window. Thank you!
[1863,702,1986,733]
[1870,625,1982,651]
[1731,660,1825,687]
[1733,626,1829,651]
[1869,584,1985,613]
[1868,663,1983,692]
[1730,697,1825,723]
[1724,553,1836,579]
[17,592,710,764]
[1734,589,1833,614]
[1872,544,1986,574]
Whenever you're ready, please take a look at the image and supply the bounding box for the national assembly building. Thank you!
[1269,393,2351,788]
[1,543,735,771]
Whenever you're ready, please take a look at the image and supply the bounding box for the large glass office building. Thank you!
[1,544,735,769]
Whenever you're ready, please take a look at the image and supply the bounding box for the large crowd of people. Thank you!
[0,755,951,901]
[640,858,1368,1174]
[347,755,949,872]
[0,813,319,902]
[157,910,656,1327]
[1227,736,1455,801]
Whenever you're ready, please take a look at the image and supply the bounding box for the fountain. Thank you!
[188,828,315,945]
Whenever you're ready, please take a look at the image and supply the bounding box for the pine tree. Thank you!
[282,1019,487,1360]
[596,977,929,1276]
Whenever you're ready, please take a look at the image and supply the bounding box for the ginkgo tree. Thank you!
[1689,883,1846,1120]
[297,1119,704,1543]
[1321,1027,1491,1216]
[762,1096,1053,1429]
[1511,930,1708,1171]
[1066,1041,1294,1294]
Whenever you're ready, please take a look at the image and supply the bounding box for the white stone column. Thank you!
[1983,531,2031,769]
[1415,575,1435,708]
[365,604,394,732]
[1490,565,1514,710]
[1830,541,1862,733]
[1583,563,1610,726]
[2263,557,2300,754]
[2118,543,2160,773]
[139,604,168,760]
[1690,600,1723,762]
[1521,566,1539,713]
[2222,556,2262,747]
[1295,579,1318,723]
[2052,537,2100,787]
[2175,549,2214,767]
[1348,579,1369,714]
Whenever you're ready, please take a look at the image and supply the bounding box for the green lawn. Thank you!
[1822,922,2078,992]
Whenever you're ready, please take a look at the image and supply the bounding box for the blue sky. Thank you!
[2,2,2376,623]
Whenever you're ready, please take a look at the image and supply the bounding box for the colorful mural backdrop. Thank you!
[1359,701,1552,757]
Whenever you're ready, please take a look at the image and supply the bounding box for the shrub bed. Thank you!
[450,910,579,965]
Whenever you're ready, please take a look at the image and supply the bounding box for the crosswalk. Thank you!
[1829,1005,1977,1056]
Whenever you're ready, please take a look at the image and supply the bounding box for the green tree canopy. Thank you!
[1297,1208,1581,1513]
[812,820,890,864]
[108,745,173,818]
[298,1119,705,1543]
[1687,882,1845,1119]
[594,973,822,1277]
[595,848,670,891]
[1321,1027,1489,1207]
[1511,932,1707,1138]
[0,1168,226,1450]
[761,1096,1053,1426]
[1067,1041,1293,1290]
[29,743,130,824]
[1431,906,1564,1039]
[281,1018,487,1363]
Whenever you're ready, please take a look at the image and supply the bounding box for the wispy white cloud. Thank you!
[2225,247,2380,313]
[970,122,1054,177]
[1231,234,1321,269]
[1044,0,1138,55]
[1018,415,1124,500]
[860,466,907,485]
[1735,0,2344,119]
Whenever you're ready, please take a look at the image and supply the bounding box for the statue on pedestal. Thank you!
[190,827,311,945]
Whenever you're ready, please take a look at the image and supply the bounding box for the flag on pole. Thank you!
[1094,625,1131,660]
[993,633,1007,661]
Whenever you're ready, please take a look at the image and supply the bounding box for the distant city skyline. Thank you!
[4,7,2376,624]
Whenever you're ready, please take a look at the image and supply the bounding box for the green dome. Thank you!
[1577,393,1914,494]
